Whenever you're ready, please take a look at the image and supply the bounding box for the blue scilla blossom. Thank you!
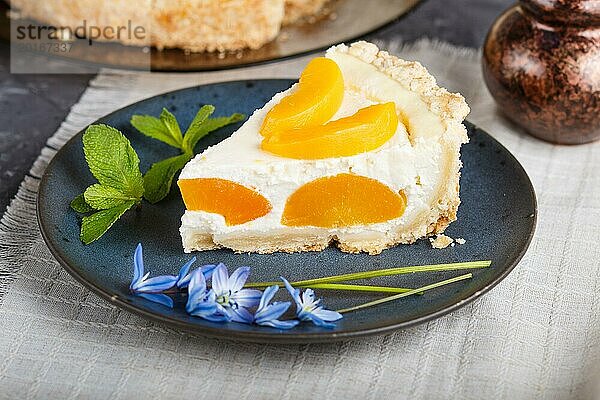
[282,278,343,328]
[254,285,299,330]
[130,244,178,292]
[136,292,174,308]
[185,269,230,322]
[212,264,262,324]
[176,257,217,289]
[130,244,178,307]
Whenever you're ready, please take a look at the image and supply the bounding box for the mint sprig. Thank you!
[131,106,244,203]
[70,193,93,213]
[129,108,183,149]
[74,124,144,244]
[80,201,137,244]
[82,124,145,199]
[142,153,191,204]
[71,105,245,244]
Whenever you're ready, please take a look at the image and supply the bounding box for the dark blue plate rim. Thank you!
[36,80,537,343]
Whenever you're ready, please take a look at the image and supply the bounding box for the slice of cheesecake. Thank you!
[178,41,470,254]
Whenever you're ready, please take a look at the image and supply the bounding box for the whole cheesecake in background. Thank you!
[284,0,329,24]
[178,41,470,255]
[9,0,330,52]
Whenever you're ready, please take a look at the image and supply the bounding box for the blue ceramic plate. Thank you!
[37,80,537,343]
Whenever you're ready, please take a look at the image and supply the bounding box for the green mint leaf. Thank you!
[143,153,193,204]
[70,193,94,213]
[130,115,180,149]
[159,108,183,147]
[182,112,245,152]
[183,105,215,142]
[84,184,139,210]
[131,115,182,149]
[80,201,136,245]
[83,124,144,199]
[130,108,183,149]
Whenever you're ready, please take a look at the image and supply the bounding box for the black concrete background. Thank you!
[0,0,513,217]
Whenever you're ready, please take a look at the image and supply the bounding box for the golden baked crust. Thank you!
[152,0,285,52]
[10,0,286,52]
[335,42,470,129]
[283,0,330,24]
[182,41,470,255]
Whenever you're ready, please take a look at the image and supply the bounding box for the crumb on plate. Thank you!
[430,234,454,249]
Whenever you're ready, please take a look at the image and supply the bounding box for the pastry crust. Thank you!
[283,0,330,24]
[181,41,470,255]
[337,42,470,129]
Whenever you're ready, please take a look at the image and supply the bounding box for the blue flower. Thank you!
[282,278,343,328]
[176,257,217,289]
[212,264,262,324]
[185,269,230,322]
[136,292,174,308]
[130,244,177,307]
[253,285,299,330]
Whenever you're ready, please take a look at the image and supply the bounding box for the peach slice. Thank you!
[261,103,399,159]
[178,178,271,225]
[281,174,407,228]
[260,57,344,137]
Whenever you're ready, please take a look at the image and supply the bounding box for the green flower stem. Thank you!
[302,283,416,294]
[336,273,473,314]
[244,260,491,289]
[161,284,414,295]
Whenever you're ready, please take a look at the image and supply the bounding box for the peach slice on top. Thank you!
[178,178,271,225]
[260,57,344,137]
[282,173,407,228]
[262,102,399,159]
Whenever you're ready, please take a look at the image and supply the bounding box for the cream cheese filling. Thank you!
[179,48,448,244]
